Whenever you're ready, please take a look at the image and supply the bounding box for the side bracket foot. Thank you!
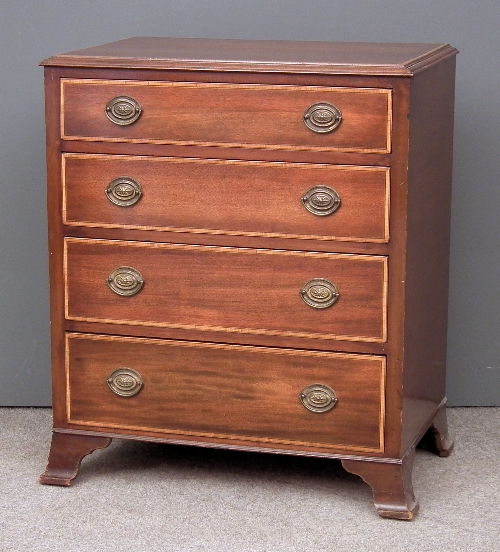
[419,403,454,457]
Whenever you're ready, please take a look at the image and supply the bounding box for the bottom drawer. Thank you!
[66,333,386,453]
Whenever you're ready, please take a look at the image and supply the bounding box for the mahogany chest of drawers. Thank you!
[39,38,457,519]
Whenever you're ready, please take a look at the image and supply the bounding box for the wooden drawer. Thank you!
[64,238,388,343]
[61,79,392,153]
[66,333,386,453]
[63,154,390,243]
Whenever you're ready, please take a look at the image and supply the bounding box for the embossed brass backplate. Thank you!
[300,278,339,309]
[300,384,337,413]
[302,185,341,216]
[303,102,342,133]
[105,176,142,207]
[107,368,143,397]
[105,96,142,125]
[106,266,144,296]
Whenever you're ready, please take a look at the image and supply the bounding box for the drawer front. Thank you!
[66,333,386,453]
[63,154,390,243]
[65,238,387,342]
[61,79,392,153]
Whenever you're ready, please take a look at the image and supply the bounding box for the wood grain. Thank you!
[400,56,457,456]
[66,332,385,453]
[61,79,391,153]
[342,449,418,520]
[375,77,411,458]
[41,37,457,76]
[41,40,457,516]
[64,238,388,343]
[44,67,68,427]
[39,432,112,486]
[63,153,390,243]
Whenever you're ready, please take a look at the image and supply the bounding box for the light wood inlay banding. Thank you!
[65,332,386,453]
[61,79,392,153]
[64,238,388,343]
[62,153,390,243]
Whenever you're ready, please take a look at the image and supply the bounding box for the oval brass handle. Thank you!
[105,96,142,125]
[107,368,143,397]
[303,102,342,133]
[105,177,142,207]
[106,266,144,296]
[302,186,341,216]
[300,384,337,413]
[300,278,339,309]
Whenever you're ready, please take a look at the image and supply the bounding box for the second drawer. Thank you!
[65,238,387,342]
[63,154,390,243]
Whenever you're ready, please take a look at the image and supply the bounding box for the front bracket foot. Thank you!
[342,450,418,520]
[39,431,112,486]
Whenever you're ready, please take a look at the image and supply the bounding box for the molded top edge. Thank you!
[41,37,458,76]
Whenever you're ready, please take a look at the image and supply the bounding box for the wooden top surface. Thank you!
[41,37,457,76]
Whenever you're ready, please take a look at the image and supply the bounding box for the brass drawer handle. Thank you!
[105,177,142,207]
[303,102,342,133]
[105,95,142,125]
[300,384,337,413]
[302,185,341,216]
[107,368,143,397]
[106,266,144,296]
[300,278,339,309]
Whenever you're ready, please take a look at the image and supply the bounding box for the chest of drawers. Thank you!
[39,38,457,519]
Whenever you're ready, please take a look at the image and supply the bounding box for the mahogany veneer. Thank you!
[66,333,385,452]
[40,38,457,519]
[64,238,387,342]
[62,154,390,242]
[61,79,391,152]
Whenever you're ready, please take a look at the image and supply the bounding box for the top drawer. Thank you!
[61,79,392,153]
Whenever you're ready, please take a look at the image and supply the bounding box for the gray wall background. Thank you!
[1,1,499,406]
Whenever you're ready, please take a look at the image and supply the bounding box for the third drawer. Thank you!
[64,238,387,343]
